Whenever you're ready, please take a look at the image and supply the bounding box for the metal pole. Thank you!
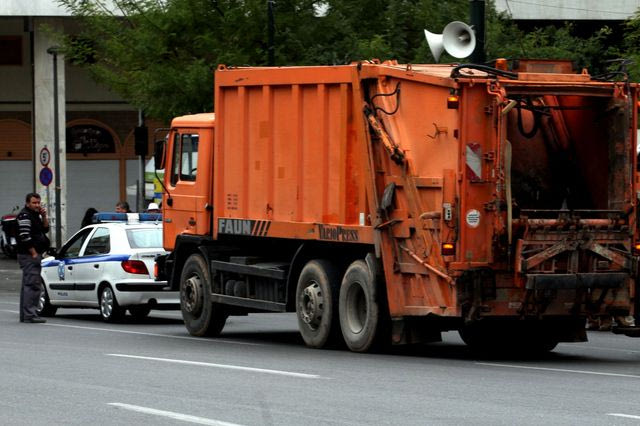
[267,0,275,66]
[47,47,62,249]
[138,109,145,212]
[470,0,486,64]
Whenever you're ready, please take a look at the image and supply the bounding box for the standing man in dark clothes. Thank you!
[16,193,50,323]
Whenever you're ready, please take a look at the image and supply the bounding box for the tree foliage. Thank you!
[57,0,624,121]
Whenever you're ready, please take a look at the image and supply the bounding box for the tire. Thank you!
[295,259,342,349]
[36,286,57,317]
[180,254,227,337]
[339,260,381,352]
[99,285,124,322]
[129,305,151,320]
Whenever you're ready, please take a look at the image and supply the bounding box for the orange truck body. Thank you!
[158,60,640,351]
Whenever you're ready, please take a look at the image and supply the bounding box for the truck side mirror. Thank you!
[154,140,165,170]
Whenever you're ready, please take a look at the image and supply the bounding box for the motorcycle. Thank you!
[1,207,19,258]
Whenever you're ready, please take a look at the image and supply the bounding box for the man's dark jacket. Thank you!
[16,207,50,255]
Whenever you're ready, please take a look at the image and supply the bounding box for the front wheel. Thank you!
[180,254,227,337]
[36,286,57,317]
[339,260,381,352]
[99,285,124,322]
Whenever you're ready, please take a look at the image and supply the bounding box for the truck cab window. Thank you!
[170,132,199,185]
[170,132,180,186]
[179,134,199,181]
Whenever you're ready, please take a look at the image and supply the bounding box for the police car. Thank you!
[38,212,178,322]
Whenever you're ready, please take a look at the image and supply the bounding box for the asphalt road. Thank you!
[1,256,640,425]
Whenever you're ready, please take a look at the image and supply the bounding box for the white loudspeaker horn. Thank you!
[424,21,476,62]
[442,21,476,59]
[424,29,444,63]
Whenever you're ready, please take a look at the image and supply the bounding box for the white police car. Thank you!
[39,213,178,322]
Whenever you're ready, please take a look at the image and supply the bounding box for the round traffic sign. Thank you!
[39,167,53,186]
[39,147,51,166]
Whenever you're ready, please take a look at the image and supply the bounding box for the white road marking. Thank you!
[608,413,640,420]
[40,322,261,346]
[477,362,640,379]
[108,403,244,425]
[107,353,321,379]
[558,343,640,354]
[1,310,260,347]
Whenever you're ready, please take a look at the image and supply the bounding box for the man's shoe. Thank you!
[23,317,46,323]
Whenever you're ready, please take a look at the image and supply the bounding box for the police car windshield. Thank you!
[126,228,162,249]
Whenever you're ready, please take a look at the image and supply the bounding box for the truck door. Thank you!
[163,129,212,247]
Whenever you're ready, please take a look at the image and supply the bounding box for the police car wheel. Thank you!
[37,286,57,317]
[99,285,124,322]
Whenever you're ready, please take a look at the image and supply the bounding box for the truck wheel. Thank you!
[339,260,380,352]
[180,254,227,337]
[296,259,342,348]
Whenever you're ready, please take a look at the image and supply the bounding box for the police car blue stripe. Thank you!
[42,254,130,268]
[66,254,130,265]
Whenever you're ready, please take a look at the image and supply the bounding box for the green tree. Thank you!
[618,11,640,82]
[57,0,624,122]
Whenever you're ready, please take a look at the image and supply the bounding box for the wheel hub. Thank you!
[101,288,113,317]
[37,290,45,313]
[299,282,324,329]
[182,275,203,315]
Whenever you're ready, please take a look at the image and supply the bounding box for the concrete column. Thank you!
[33,18,67,246]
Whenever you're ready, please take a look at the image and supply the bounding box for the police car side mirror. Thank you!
[45,247,59,258]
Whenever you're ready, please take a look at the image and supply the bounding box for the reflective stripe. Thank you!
[466,143,482,181]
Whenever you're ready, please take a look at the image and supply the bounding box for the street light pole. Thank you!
[47,46,62,249]
[469,0,486,64]
[267,0,275,66]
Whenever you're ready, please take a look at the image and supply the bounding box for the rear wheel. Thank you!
[181,254,227,337]
[36,286,57,317]
[339,260,381,352]
[99,285,124,322]
[295,259,342,348]
[129,305,151,320]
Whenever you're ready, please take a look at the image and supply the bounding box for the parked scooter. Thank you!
[1,207,19,258]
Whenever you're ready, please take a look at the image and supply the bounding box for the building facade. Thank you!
[494,0,640,21]
[0,1,159,243]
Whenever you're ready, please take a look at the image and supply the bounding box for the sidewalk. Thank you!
[0,256,21,293]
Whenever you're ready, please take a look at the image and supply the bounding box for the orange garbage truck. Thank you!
[154,59,640,352]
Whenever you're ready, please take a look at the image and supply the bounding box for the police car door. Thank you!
[73,227,111,304]
[45,228,92,304]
